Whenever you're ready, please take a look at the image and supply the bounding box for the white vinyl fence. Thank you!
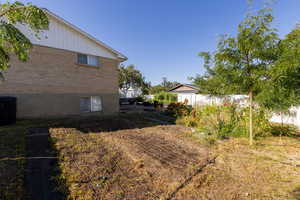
[270,107,300,128]
[177,93,248,107]
[177,93,300,129]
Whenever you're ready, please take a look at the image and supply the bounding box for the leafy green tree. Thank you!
[257,26,300,122]
[161,77,180,90]
[149,77,180,94]
[192,9,280,145]
[149,85,167,94]
[118,64,149,96]
[0,1,49,79]
[141,81,151,95]
[153,91,177,104]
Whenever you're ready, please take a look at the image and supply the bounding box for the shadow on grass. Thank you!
[30,112,176,134]
[292,186,300,200]
[0,159,25,199]
[0,128,26,199]
[269,123,300,138]
[25,127,69,200]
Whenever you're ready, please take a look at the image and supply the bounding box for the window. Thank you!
[80,96,102,113]
[91,96,102,112]
[88,55,99,66]
[77,54,99,66]
[80,97,91,113]
[77,54,88,65]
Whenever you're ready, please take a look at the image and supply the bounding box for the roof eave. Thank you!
[168,84,200,92]
[43,8,127,61]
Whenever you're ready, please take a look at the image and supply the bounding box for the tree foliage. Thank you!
[256,27,300,114]
[192,8,283,144]
[149,77,179,94]
[0,1,49,78]
[149,85,167,94]
[161,77,180,90]
[153,91,177,104]
[194,9,280,96]
[118,64,150,96]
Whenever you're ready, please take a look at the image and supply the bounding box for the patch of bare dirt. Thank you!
[51,125,210,200]
[102,125,210,197]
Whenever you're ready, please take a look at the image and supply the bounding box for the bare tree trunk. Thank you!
[281,112,284,127]
[280,112,284,144]
[249,90,253,145]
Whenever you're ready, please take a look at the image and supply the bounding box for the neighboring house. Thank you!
[169,84,203,106]
[169,83,247,106]
[119,87,142,98]
[0,9,127,118]
[169,84,200,94]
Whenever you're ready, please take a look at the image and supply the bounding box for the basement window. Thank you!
[80,96,102,112]
[77,54,99,66]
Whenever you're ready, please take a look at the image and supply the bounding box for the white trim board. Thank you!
[15,9,127,61]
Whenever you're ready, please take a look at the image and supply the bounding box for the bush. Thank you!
[135,96,145,103]
[240,106,271,138]
[269,123,299,137]
[166,102,192,117]
[178,103,271,140]
[153,92,177,104]
[143,101,153,107]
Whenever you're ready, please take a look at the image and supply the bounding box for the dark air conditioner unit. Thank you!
[0,96,17,126]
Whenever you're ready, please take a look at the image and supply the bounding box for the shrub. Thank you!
[240,106,271,138]
[135,96,145,103]
[166,102,192,117]
[143,101,153,107]
[178,103,271,140]
[144,98,154,104]
[269,123,299,137]
[153,92,177,104]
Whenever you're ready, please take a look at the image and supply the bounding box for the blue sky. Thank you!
[21,0,300,85]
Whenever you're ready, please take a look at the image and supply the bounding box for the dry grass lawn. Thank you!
[176,137,300,200]
[49,115,300,200]
[51,125,209,200]
[1,113,299,200]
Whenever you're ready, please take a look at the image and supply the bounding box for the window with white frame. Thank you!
[80,96,102,112]
[91,96,102,112]
[77,54,99,66]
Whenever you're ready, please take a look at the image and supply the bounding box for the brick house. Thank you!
[0,9,127,118]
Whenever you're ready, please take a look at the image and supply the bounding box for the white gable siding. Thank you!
[16,15,118,60]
